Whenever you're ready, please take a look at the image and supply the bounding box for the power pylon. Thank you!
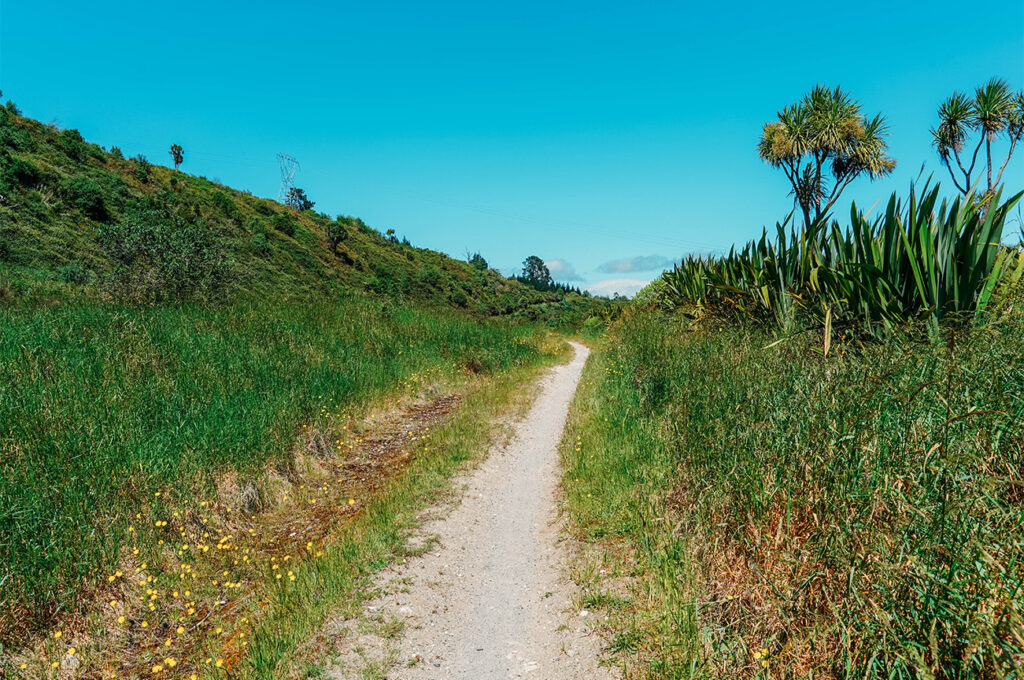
[277,153,299,203]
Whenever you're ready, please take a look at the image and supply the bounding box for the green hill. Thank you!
[0,103,611,324]
[0,102,618,649]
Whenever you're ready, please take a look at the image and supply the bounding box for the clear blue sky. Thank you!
[2,1,1022,295]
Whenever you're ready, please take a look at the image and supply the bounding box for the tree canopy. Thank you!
[758,85,895,228]
[931,78,1023,203]
[521,255,551,284]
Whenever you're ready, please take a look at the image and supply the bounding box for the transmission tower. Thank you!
[276,153,299,203]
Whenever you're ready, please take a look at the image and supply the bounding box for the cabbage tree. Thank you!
[759,85,896,229]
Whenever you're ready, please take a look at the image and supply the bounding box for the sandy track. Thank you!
[329,341,613,679]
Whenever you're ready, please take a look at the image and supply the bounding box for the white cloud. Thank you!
[586,278,652,298]
[597,255,674,274]
[544,258,583,281]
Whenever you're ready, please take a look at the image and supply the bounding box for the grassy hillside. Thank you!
[0,298,560,645]
[0,103,613,324]
[0,101,613,660]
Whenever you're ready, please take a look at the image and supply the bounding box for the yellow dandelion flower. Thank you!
[67,647,76,655]
[53,631,62,639]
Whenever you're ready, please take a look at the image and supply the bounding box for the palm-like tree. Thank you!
[169,144,184,172]
[932,78,1023,203]
[759,85,896,229]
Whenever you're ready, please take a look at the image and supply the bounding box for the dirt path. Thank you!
[328,341,614,679]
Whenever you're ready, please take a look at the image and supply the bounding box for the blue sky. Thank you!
[2,1,1022,296]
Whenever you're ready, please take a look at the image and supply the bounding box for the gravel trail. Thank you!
[330,341,613,679]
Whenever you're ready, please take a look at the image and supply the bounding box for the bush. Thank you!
[133,155,151,182]
[0,154,41,189]
[211,191,239,222]
[57,260,89,284]
[59,177,106,220]
[469,252,488,270]
[59,129,88,161]
[270,213,296,237]
[326,220,348,252]
[96,201,228,302]
[250,232,270,256]
[417,265,445,291]
[110,146,123,159]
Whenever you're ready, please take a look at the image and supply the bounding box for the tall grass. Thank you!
[659,185,1023,336]
[564,301,1024,678]
[0,298,547,642]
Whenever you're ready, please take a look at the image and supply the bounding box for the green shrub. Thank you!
[270,212,296,237]
[326,220,348,252]
[417,265,444,291]
[59,129,88,161]
[250,232,270,256]
[0,154,42,189]
[59,176,106,219]
[96,201,228,302]
[57,260,89,284]
[133,154,150,182]
[212,191,240,222]
[659,184,1023,336]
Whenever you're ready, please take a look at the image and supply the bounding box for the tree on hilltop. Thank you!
[521,255,551,284]
[286,187,315,212]
[169,144,183,171]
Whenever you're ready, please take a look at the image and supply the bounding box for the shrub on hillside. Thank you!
[57,260,89,284]
[97,201,228,302]
[211,191,240,222]
[59,129,88,161]
[270,212,297,237]
[326,220,348,252]
[59,177,107,220]
[133,155,151,182]
[0,154,42,190]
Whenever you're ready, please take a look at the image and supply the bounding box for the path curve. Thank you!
[331,341,612,679]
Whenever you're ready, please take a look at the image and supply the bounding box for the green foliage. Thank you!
[250,232,271,256]
[96,201,227,302]
[133,154,150,182]
[211,190,240,221]
[59,129,88,161]
[59,176,107,220]
[567,308,1024,677]
[57,259,89,284]
[759,85,896,226]
[932,77,1024,199]
[657,184,1023,336]
[169,143,183,170]
[0,154,42,190]
[326,219,348,252]
[270,212,297,237]
[286,186,315,211]
[0,107,618,324]
[521,255,551,283]
[0,299,551,641]
[468,252,488,270]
